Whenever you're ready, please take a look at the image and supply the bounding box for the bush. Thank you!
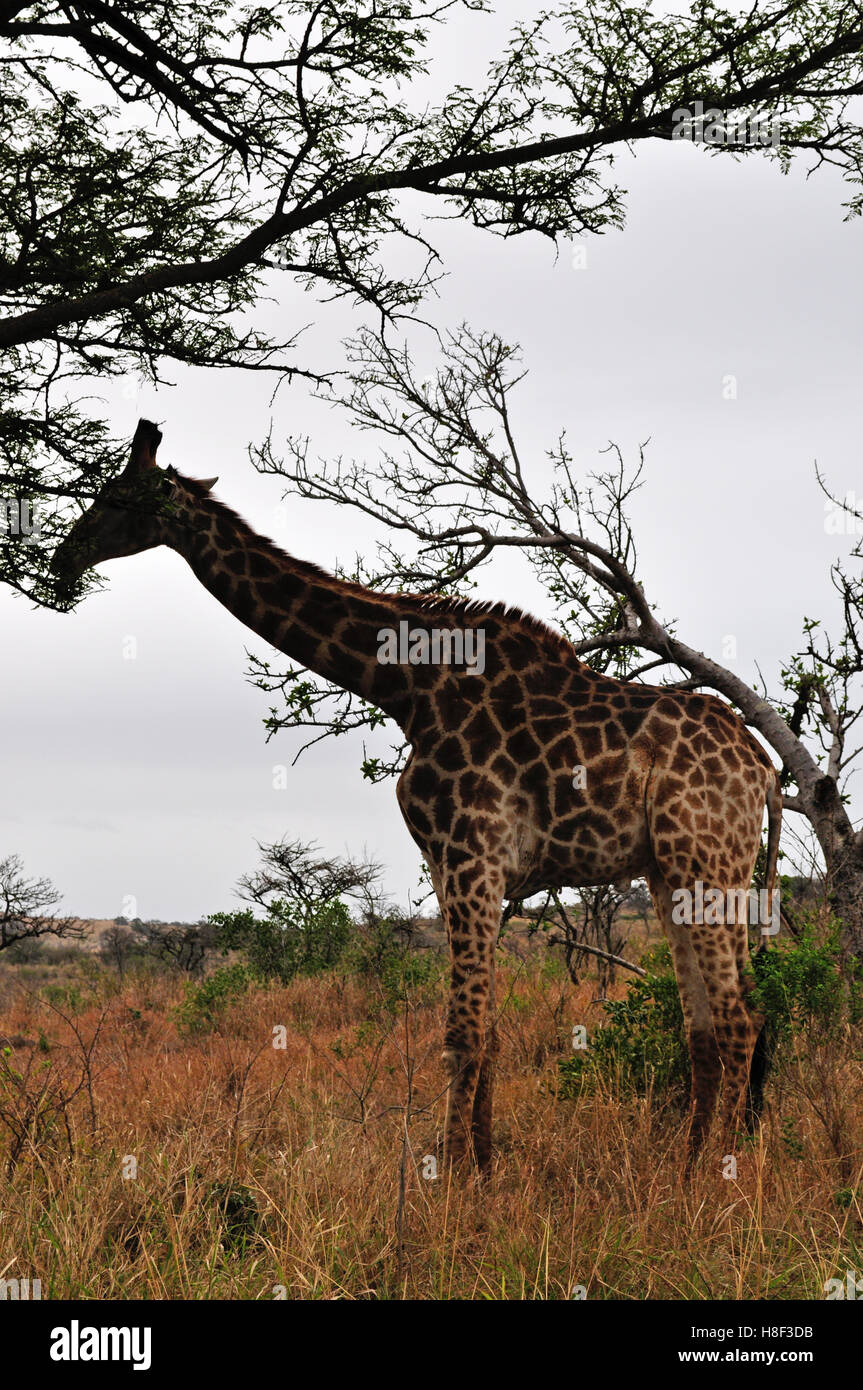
[557,926,861,1108]
[749,920,862,1042]
[209,899,352,985]
[3,938,47,965]
[343,916,443,1008]
[175,963,254,1035]
[557,944,689,1104]
[42,982,88,1014]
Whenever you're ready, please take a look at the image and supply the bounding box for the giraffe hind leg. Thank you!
[437,861,503,1172]
[648,871,722,1159]
[655,869,760,1156]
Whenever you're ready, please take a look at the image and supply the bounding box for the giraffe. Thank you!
[52,419,782,1173]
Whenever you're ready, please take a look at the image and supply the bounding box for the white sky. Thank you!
[2,3,862,921]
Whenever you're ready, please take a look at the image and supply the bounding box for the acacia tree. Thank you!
[209,837,385,979]
[236,835,381,914]
[7,0,863,603]
[131,919,219,975]
[248,323,863,956]
[0,852,81,951]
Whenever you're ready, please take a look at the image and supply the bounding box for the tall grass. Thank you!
[0,948,860,1300]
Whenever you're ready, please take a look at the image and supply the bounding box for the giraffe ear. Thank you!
[194,476,219,493]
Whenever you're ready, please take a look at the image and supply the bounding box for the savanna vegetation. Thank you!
[6,0,863,1306]
[0,846,861,1301]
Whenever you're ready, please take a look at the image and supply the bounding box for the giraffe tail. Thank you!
[745,766,784,1131]
[762,766,783,944]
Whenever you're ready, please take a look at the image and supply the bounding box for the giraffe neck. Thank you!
[165,489,472,728]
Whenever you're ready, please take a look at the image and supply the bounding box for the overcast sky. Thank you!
[3,2,862,922]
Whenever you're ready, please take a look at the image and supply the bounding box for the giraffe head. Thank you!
[52,419,217,586]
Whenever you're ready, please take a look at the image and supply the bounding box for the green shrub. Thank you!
[557,944,689,1104]
[749,921,861,1042]
[557,925,861,1107]
[42,982,87,1014]
[175,963,254,1035]
[342,917,443,1008]
[209,898,352,984]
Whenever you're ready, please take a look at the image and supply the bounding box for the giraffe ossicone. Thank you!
[53,419,782,1174]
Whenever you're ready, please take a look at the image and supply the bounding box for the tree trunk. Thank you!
[801,775,863,957]
[828,840,863,959]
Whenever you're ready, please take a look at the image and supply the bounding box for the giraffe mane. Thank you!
[178,471,578,663]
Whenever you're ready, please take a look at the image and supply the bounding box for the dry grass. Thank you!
[0,949,861,1301]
